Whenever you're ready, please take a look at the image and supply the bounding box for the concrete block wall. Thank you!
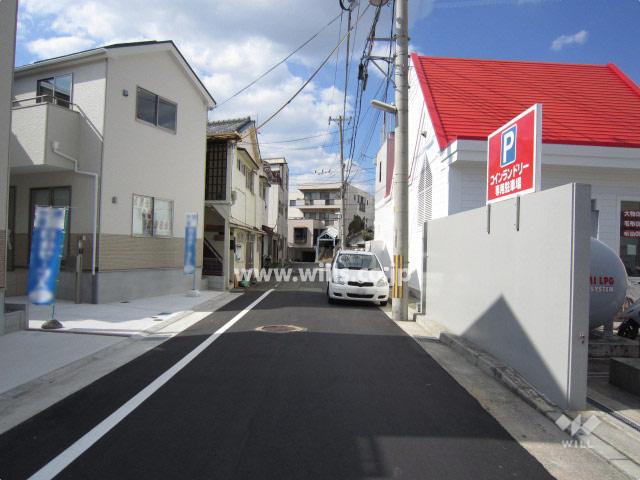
[424,183,591,410]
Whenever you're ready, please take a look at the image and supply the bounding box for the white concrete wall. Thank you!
[100,49,208,239]
[288,190,303,219]
[344,184,374,229]
[425,183,591,410]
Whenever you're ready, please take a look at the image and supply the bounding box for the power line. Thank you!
[256,3,371,131]
[214,11,342,109]
[260,127,353,145]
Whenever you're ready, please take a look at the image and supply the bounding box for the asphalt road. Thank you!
[0,282,555,479]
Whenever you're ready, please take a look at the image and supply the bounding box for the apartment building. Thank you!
[264,158,289,262]
[0,0,18,334]
[288,182,373,261]
[8,41,215,303]
[203,117,270,287]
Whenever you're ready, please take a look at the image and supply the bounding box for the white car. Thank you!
[327,250,389,306]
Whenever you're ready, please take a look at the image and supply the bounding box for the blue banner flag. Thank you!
[27,206,67,305]
[184,212,198,275]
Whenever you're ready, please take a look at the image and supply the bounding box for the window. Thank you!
[620,200,640,276]
[206,141,227,201]
[153,199,173,237]
[379,162,382,182]
[289,200,296,206]
[132,195,173,237]
[158,98,177,131]
[246,170,254,193]
[132,195,153,236]
[294,227,307,243]
[136,87,177,132]
[37,74,72,108]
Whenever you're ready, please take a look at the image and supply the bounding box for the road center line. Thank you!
[28,289,274,480]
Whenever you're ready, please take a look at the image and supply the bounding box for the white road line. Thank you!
[29,289,274,480]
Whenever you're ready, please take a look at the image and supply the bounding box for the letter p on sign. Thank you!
[500,125,517,167]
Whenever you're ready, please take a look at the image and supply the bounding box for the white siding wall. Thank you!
[448,160,640,260]
[13,59,108,137]
[405,65,451,296]
[101,50,208,239]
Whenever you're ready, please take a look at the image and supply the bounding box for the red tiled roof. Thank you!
[411,54,640,150]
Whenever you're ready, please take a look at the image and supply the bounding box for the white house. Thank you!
[375,55,640,300]
[264,157,289,262]
[8,41,215,303]
[203,117,271,287]
[0,0,18,334]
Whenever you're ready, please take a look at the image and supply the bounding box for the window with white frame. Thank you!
[136,87,177,132]
[153,199,173,237]
[132,194,173,237]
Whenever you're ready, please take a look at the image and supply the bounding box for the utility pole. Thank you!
[329,115,348,246]
[392,0,409,322]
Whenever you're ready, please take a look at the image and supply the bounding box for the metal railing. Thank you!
[291,199,337,206]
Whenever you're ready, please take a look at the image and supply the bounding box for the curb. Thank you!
[440,332,640,480]
[0,291,242,435]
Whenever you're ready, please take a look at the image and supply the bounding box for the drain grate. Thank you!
[255,324,306,334]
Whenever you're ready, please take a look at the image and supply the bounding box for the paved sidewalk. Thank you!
[0,290,235,398]
[8,290,224,335]
[0,331,123,395]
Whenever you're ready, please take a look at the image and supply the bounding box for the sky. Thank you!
[13,0,640,194]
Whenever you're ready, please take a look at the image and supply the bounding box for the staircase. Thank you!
[203,237,223,277]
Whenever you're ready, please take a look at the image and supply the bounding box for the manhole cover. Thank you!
[255,324,306,333]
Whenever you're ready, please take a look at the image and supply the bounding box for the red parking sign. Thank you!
[486,104,542,204]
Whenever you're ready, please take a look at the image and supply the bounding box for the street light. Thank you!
[370,99,397,114]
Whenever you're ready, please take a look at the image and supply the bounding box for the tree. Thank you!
[348,215,364,236]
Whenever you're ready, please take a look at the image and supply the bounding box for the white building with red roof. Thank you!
[374,55,640,300]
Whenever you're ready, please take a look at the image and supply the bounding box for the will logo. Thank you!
[555,414,601,448]
[500,124,517,167]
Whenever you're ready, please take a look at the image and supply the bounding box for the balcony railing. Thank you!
[290,199,337,207]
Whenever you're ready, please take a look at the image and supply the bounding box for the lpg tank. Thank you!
[590,237,628,329]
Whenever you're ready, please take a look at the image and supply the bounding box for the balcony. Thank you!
[10,97,96,173]
[291,199,338,209]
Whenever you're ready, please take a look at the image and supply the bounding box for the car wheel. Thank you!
[379,300,388,306]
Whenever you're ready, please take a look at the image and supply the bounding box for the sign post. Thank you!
[184,212,200,297]
[28,206,68,329]
[487,104,542,205]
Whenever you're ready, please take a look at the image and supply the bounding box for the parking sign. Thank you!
[486,104,541,204]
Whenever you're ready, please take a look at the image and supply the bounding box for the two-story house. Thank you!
[264,157,289,263]
[203,117,269,288]
[8,41,215,304]
[288,182,373,261]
